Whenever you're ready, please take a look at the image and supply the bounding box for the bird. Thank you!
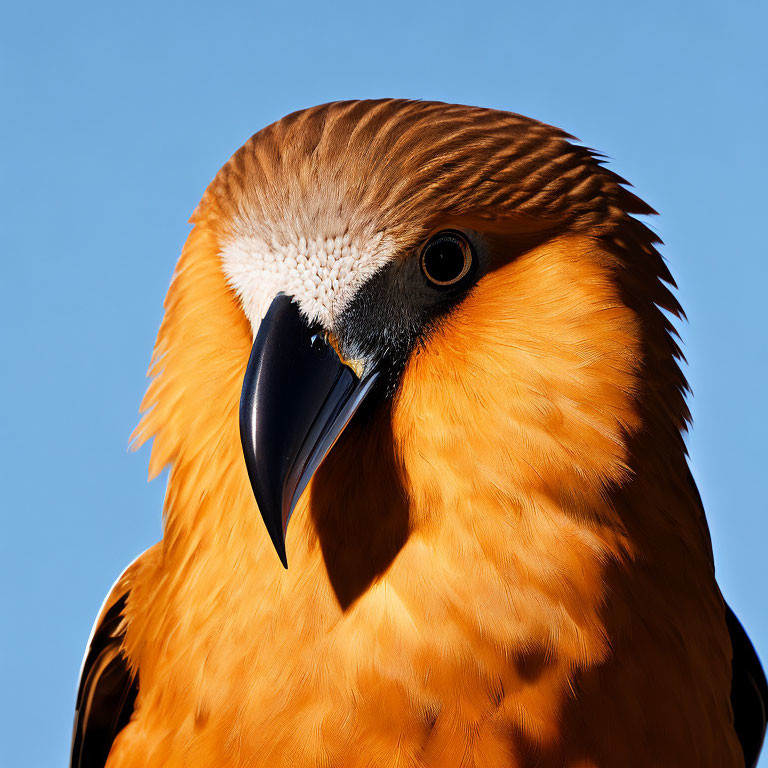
[70,99,767,768]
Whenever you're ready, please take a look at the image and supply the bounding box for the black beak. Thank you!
[239,293,379,567]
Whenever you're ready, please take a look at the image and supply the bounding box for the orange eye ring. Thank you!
[420,230,475,287]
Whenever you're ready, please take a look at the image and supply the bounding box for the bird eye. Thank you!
[420,230,475,288]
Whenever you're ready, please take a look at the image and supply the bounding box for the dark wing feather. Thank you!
[70,593,138,768]
[727,603,767,768]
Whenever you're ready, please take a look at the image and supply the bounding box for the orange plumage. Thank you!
[71,100,764,767]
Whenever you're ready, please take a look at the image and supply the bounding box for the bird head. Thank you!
[134,100,685,583]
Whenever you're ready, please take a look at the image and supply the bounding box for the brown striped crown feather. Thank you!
[202,99,663,246]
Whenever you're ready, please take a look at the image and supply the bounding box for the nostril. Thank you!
[309,332,327,352]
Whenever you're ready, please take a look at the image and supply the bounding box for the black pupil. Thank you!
[424,237,466,283]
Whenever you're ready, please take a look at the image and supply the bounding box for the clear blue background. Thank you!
[2,2,766,765]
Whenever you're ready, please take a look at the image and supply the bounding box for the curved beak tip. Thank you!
[271,533,289,570]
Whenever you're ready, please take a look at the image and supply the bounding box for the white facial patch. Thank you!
[220,226,396,335]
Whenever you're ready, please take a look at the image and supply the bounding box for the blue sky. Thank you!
[1,1,766,765]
